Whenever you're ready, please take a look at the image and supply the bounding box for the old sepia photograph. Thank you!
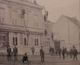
[0,0,79,65]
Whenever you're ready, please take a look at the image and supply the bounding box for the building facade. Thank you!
[0,0,47,55]
[43,20,54,53]
[53,15,80,51]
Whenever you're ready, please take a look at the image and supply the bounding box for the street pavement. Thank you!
[0,55,80,65]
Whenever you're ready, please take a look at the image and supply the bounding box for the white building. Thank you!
[0,0,47,55]
[53,15,80,51]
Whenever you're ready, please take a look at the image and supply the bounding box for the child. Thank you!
[22,53,29,63]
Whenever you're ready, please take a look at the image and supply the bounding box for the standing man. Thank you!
[40,46,45,63]
[62,47,66,59]
[58,48,62,57]
[72,46,78,60]
[69,48,73,58]
[49,47,52,55]
[31,47,35,55]
[13,46,18,61]
[7,46,12,61]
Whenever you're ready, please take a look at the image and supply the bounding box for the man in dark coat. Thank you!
[31,47,35,55]
[13,46,18,61]
[49,47,52,55]
[72,46,78,60]
[62,48,66,59]
[7,46,11,61]
[58,48,62,57]
[69,48,73,58]
[40,47,45,63]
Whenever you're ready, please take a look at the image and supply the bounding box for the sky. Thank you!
[36,0,80,22]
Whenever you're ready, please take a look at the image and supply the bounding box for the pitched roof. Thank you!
[58,15,80,28]
[65,16,80,26]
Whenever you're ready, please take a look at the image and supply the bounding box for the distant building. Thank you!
[53,15,80,51]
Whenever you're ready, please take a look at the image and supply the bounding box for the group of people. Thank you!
[6,45,78,64]
[7,46,45,64]
[7,46,18,61]
[22,46,45,64]
[52,45,78,60]
[49,47,54,55]
[63,46,78,60]
[69,46,78,60]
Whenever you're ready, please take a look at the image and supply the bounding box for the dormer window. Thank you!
[33,0,37,5]
[20,9,25,18]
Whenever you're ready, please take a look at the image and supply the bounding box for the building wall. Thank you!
[46,21,54,48]
[53,16,68,49]
[0,0,46,55]
[69,20,80,51]
[0,0,44,29]
[43,21,55,53]
[53,16,80,51]
[8,30,43,55]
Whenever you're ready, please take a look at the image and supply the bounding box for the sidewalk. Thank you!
[0,54,80,65]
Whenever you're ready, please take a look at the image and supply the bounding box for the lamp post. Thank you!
[21,9,29,45]
[67,21,70,47]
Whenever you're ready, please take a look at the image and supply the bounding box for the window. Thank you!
[0,8,5,23]
[3,36,6,41]
[0,17,4,23]
[51,33,54,40]
[44,29,47,36]
[13,37,18,46]
[36,39,38,46]
[24,38,26,45]
[20,9,25,18]
[44,10,48,22]
[35,38,38,46]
